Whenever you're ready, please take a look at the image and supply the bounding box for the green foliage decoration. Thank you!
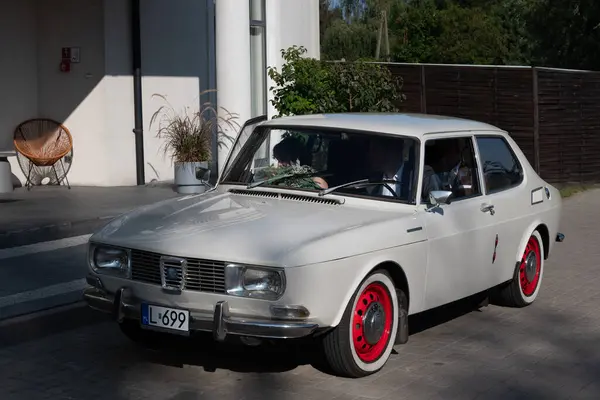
[254,164,321,190]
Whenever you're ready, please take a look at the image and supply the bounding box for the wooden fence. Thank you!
[383,63,600,184]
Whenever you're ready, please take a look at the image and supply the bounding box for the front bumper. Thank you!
[82,284,319,341]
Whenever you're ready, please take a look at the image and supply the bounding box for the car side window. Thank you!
[421,137,481,202]
[475,136,523,194]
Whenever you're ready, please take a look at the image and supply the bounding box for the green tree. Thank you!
[432,2,512,64]
[388,0,520,65]
[339,0,370,21]
[321,19,378,60]
[388,0,442,63]
[320,0,536,66]
[527,0,600,70]
[267,46,404,117]
[320,0,343,46]
[488,0,536,65]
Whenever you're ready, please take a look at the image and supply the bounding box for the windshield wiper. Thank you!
[318,178,401,197]
[246,172,316,189]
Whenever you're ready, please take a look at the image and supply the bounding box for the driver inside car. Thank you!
[365,136,405,197]
[422,139,472,201]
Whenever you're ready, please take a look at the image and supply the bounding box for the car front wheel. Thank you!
[321,270,400,378]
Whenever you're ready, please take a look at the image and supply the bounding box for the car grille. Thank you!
[130,249,227,293]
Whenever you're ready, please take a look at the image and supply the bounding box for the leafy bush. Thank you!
[267,45,404,118]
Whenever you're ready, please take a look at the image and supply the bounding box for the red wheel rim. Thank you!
[352,282,393,363]
[519,236,541,296]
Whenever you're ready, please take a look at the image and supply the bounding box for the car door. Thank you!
[473,133,529,287]
[420,133,498,310]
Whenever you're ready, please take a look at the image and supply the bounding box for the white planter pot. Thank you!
[174,161,211,194]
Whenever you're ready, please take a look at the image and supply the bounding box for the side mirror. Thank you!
[195,165,215,191]
[427,190,453,211]
[195,166,211,181]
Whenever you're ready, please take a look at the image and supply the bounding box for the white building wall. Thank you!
[215,0,252,175]
[263,0,320,166]
[4,0,109,186]
[265,0,320,120]
[35,0,108,185]
[2,0,320,187]
[102,0,136,186]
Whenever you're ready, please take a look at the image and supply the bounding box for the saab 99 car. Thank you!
[83,113,564,378]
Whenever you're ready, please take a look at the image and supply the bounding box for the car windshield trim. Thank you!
[219,115,268,184]
[219,124,422,205]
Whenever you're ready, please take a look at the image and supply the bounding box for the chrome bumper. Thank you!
[82,284,319,341]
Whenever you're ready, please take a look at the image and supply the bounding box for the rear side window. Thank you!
[476,136,523,193]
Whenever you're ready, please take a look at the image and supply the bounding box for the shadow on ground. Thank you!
[124,291,600,399]
[1,290,599,399]
[141,292,486,373]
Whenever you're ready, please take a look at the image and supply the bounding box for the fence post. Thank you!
[420,65,427,113]
[532,66,540,173]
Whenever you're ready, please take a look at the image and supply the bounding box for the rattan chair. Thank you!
[13,118,73,190]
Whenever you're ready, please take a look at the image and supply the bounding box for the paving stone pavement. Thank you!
[0,185,180,249]
[1,189,599,400]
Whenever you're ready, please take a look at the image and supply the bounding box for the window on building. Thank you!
[475,136,524,193]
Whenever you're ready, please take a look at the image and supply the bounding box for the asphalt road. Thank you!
[0,189,599,399]
[0,236,90,320]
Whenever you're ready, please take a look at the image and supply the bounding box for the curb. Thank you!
[0,290,85,322]
[0,216,115,250]
[0,301,111,349]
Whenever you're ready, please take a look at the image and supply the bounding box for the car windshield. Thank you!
[221,126,420,204]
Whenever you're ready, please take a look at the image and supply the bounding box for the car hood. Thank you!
[90,188,421,266]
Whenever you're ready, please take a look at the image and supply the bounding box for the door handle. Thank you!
[481,203,495,215]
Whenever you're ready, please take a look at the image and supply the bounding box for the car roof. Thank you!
[260,113,504,138]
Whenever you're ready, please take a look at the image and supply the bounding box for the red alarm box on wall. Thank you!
[60,47,72,73]
[60,59,71,72]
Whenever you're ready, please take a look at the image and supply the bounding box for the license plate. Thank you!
[141,303,190,332]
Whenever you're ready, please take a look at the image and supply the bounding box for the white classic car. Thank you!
[84,113,564,378]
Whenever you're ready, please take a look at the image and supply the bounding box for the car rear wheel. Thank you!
[492,230,544,307]
[321,270,400,378]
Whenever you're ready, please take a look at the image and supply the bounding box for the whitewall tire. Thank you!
[321,270,400,378]
[493,230,545,307]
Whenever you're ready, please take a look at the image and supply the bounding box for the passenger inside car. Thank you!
[272,136,305,166]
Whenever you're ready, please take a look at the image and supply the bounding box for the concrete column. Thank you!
[215,0,251,175]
